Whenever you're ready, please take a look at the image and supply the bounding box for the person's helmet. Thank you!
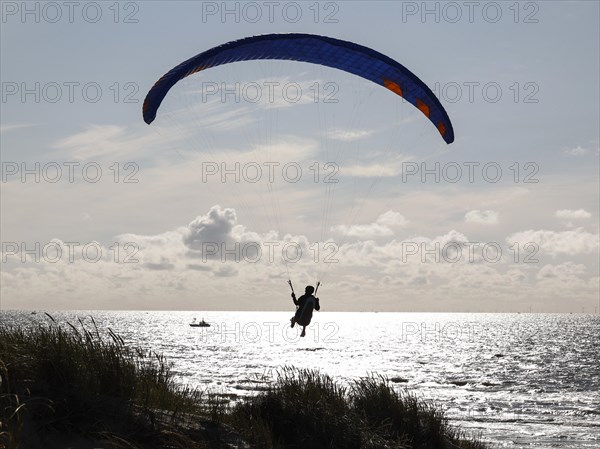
[305,285,315,294]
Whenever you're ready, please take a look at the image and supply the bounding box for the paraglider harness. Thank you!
[288,280,320,310]
[288,280,320,326]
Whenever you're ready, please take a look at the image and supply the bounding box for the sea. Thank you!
[1,311,599,449]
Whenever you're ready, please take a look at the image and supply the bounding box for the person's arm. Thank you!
[291,292,299,306]
[314,297,320,311]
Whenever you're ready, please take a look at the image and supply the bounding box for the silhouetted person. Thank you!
[290,285,320,337]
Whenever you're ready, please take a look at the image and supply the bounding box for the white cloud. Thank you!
[2,205,599,311]
[555,209,591,220]
[534,262,593,294]
[331,223,393,238]
[563,145,588,156]
[537,262,586,280]
[253,76,334,109]
[342,163,401,177]
[376,211,408,227]
[431,229,470,247]
[465,209,499,225]
[507,228,599,256]
[0,123,34,133]
[162,95,259,132]
[327,128,373,141]
[331,210,408,237]
[188,77,335,111]
[183,205,238,250]
[53,124,181,161]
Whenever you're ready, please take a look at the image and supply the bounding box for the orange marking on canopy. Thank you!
[437,122,446,137]
[416,99,430,118]
[154,73,169,85]
[383,79,403,97]
[189,64,209,76]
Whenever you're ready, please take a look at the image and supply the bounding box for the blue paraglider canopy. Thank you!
[142,33,454,144]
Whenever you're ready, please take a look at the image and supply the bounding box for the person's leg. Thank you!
[290,316,296,327]
[300,326,306,337]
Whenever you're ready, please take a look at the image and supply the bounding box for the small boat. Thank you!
[189,318,210,327]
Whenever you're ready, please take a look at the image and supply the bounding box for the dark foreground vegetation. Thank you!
[1,316,489,449]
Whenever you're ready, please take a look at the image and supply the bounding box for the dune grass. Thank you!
[0,314,205,448]
[229,368,487,449]
[0,316,489,449]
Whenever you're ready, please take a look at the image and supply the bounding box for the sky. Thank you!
[1,1,599,312]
